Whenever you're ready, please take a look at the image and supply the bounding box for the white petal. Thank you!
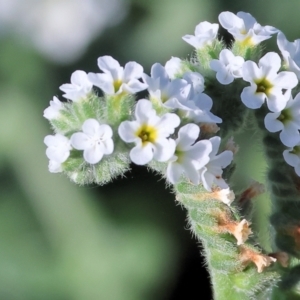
[135,100,157,123]
[193,93,213,110]
[118,121,140,143]
[88,73,114,94]
[241,86,265,109]
[266,92,288,113]
[97,56,122,80]
[165,57,182,79]
[212,150,233,169]
[102,138,114,155]
[123,61,144,81]
[124,80,148,94]
[209,136,221,157]
[216,67,234,85]
[176,124,200,150]
[183,72,204,94]
[280,123,300,147]
[187,140,212,168]
[199,167,214,191]
[153,138,176,162]
[155,113,180,137]
[151,63,169,88]
[264,112,283,132]
[71,132,90,150]
[283,149,299,167]
[219,11,244,31]
[84,146,103,164]
[182,159,201,184]
[82,119,100,136]
[48,160,62,173]
[99,124,113,139]
[130,143,153,165]
[273,71,298,89]
[210,60,223,72]
[242,61,262,82]
[259,52,281,75]
[167,162,183,184]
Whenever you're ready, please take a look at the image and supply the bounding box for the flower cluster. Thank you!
[44,10,300,193]
[44,48,233,191]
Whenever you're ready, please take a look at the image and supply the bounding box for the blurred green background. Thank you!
[0,0,300,299]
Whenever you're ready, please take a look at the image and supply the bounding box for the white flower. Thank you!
[88,56,147,95]
[142,63,191,108]
[241,52,298,112]
[118,100,180,165]
[60,70,93,101]
[198,136,233,191]
[165,57,183,79]
[44,134,72,172]
[43,96,63,120]
[277,31,300,79]
[48,160,63,173]
[44,133,72,163]
[210,49,244,85]
[283,142,300,176]
[264,94,300,147]
[182,21,219,49]
[218,11,277,46]
[71,119,114,164]
[166,124,212,184]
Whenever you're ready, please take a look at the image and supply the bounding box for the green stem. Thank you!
[175,181,279,300]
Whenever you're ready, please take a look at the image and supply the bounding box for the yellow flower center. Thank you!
[254,77,273,95]
[136,124,158,146]
[292,146,300,155]
[175,149,184,163]
[113,80,122,93]
[277,109,292,124]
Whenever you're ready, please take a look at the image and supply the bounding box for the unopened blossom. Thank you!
[210,49,244,84]
[118,100,180,165]
[218,11,277,46]
[71,119,113,164]
[198,136,233,191]
[165,57,183,79]
[241,52,298,112]
[283,142,300,176]
[44,134,72,172]
[88,56,147,95]
[277,31,300,79]
[166,124,212,184]
[43,96,63,120]
[264,94,300,147]
[182,21,219,49]
[60,70,93,101]
[142,63,191,108]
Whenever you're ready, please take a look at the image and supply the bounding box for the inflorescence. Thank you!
[44,10,300,197]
